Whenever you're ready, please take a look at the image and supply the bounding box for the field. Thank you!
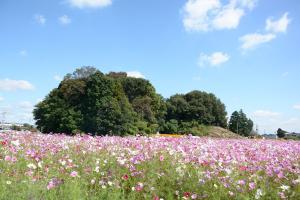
[1,132,300,200]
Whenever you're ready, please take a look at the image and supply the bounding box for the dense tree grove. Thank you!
[228,110,253,137]
[277,128,287,138]
[34,67,229,135]
[160,91,228,134]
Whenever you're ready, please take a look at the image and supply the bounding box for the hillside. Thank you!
[205,126,243,138]
[157,126,242,138]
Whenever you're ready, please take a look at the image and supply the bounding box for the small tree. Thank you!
[229,110,253,137]
[277,128,286,138]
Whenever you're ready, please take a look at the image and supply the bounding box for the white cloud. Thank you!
[254,117,300,134]
[19,50,28,56]
[253,110,280,118]
[183,0,220,31]
[282,118,300,131]
[54,75,63,81]
[36,98,43,103]
[67,0,112,9]
[198,52,230,66]
[182,0,256,32]
[266,12,291,33]
[59,15,72,25]
[126,71,145,79]
[250,110,300,134]
[0,79,35,91]
[236,0,257,10]
[34,14,46,25]
[293,104,300,110]
[0,96,3,102]
[17,112,34,122]
[18,101,34,111]
[0,101,35,124]
[240,12,291,51]
[212,7,244,30]
[239,33,276,50]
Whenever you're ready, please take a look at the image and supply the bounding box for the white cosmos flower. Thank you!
[27,163,37,169]
[280,185,290,191]
[61,160,66,166]
[95,166,100,173]
[255,189,263,199]
[11,140,20,146]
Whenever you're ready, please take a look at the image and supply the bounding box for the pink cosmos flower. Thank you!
[153,196,160,200]
[122,174,129,181]
[4,155,11,162]
[70,171,78,177]
[277,171,284,179]
[47,181,55,190]
[249,182,256,190]
[135,182,144,191]
[184,192,191,198]
[47,178,63,190]
[159,155,164,162]
[278,192,286,199]
[238,180,246,185]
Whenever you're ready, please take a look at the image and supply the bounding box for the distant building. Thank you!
[0,122,23,130]
[289,132,300,137]
[261,134,277,139]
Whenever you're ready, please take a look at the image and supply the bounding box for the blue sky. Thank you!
[0,0,300,134]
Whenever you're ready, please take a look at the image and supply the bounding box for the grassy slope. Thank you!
[205,126,243,138]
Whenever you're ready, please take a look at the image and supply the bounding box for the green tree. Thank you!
[64,66,99,80]
[34,89,82,134]
[107,72,127,79]
[229,110,253,136]
[160,119,179,133]
[81,72,136,135]
[166,91,227,128]
[277,128,287,138]
[120,77,167,129]
[34,67,229,136]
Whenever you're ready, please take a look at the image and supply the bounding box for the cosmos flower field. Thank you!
[1,132,300,200]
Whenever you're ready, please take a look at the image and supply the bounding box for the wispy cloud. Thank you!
[253,110,280,118]
[0,96,4,102]
[266,12,291,33]
[239,33,276,50]
[182,0,257,32]
[0,79,34,91]
[67,0,112,9]
[54,75,63,81]
[126,71,145,79]
[18,101,34,111]
[34,14,46,25]
[0,101,35,123]
[253,116,300,134]
[293,104,300,110]
[240,12,291,50]
[59,15,72,25]
[198,52,230,67]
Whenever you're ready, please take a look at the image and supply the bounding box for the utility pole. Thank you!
[1,111,7,130]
